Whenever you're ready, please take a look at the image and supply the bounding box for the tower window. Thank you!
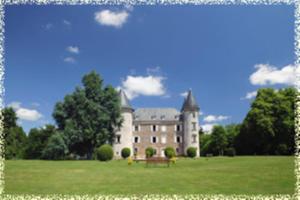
[192,122,197,131]
[151,136,158,143]
[134,136,140,143]
[176,125,181,132]
[161,115,165,120]
[134,125,139,132]
[192,134,197,143]
[176,136,181,143]
[116,135,121,144]
[192,112,196,118]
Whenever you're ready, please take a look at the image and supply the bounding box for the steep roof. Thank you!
[119,89,133,111]
[134,108,180,121]
[181,90,200,112]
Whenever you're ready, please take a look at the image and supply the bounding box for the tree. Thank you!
[210,125,228,156]
[53,71,122,159]
[224,124,240,149]
[25,125,56,159]
[42,132,68,160]
[2,107,27,159]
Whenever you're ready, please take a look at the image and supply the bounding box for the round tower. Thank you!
[181,90,200,157]
[113,89,133,158]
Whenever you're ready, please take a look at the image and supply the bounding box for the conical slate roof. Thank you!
[181,90,199,112]
[119,89,133,112]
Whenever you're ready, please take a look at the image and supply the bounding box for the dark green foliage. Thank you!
[186,147,197,158]
[42,132,68,160]
[121,147,131,159]
[145,147,155,158]
[25,125,56,159]
[2,108,27,159]
[210,125,228,156]
[275,144,288,155]
[53,71,122,159]
[224,147,236,157]
[235,88,296,155]
[164,147,175,158]
[96,144,113,161]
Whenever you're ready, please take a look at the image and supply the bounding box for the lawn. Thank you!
[5,156,295,195]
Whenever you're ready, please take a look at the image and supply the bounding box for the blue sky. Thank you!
[4,5,295,133]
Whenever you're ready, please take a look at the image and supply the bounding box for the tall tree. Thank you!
[210,125,228,156]
[2,107,27,159]
[53,71,122,159]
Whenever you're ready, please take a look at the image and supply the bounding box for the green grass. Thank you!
[5,156,295,195]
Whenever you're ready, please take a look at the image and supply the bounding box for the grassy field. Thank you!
[5,156,294,195]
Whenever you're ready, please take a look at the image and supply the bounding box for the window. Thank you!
[151,115,157,120]
[151,125,158,132]
[176,136,181,143]
[161,125,166,132]
[134,125,139,132]
[192,122,197,131]
[134,136,140,143]
[134,115,139,120]
[161,136,166,144]
[134,148,138,154]
[176,125,181,132]
[192,134,197,143]
[151,136,158,143]
[192,112,196,118]
[176,148,179,154]
[161,115,165,120]
[116,135,121,144]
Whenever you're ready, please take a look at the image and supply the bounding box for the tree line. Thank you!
[3,71,297,160]
[200,87,296,156]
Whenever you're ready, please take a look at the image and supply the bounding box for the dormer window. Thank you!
[174,115,179,120]
[134,125,139,132]
[192,112,196,118]
[134,115,139,120]
[151,115,157,120]
[161,115,165,120]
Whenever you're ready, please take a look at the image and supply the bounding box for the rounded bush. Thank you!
[121,147,131,159]
[164,147,175,158]
[96,144,113,161]
[225,147,236,157]
[187,147,197,158]
[145,147,155,158]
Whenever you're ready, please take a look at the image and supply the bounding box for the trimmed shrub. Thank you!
[145,147,155,158]
[121,147,131,159]
[164,147,175,158]
[187,147,197,158]
[96,144,113,161]
[224,147,236,157]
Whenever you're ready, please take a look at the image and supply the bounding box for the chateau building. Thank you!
[113,89,200,158]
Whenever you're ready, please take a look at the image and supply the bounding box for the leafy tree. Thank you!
[42,132,68,160]
[53,71,122,159]
[210,125,228,156]
[2,107,27,159]
[200,133,212,156]
[25,125,56,159]
[224,124,240,150]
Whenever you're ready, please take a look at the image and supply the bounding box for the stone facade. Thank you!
[113,89,200,158]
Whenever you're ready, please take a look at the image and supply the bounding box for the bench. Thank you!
[146,157,170,167]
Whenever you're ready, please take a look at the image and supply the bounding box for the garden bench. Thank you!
[146,157,170,167]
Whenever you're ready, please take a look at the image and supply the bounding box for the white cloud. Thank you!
[119,75,166,100]
[249,64,296,86]
[241,91,257,100]
[8,102,42,121]
[94,10,129,28]
[66,46,80,54]
[203,115,230,123]
[63,20,71,26]
[64,57,76,63]
[201,124,216,133]
[146,66,161,75]
[180,92,188,97]
[45,23,53,30]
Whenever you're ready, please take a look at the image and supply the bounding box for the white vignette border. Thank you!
[0,0,299,200]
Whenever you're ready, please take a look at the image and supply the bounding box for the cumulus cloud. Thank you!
[8,102,42,121]
[203,115,230,123]
[180,92,188,97]
[64,57,76,63]
[201,124,216,133]
[241,91,257,100]
[249,64,296,86]
[66,46,80,54]
[94,10,129,28]
[119,75,166,100]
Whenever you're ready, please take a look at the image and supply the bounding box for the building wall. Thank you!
[132,121,184,158]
